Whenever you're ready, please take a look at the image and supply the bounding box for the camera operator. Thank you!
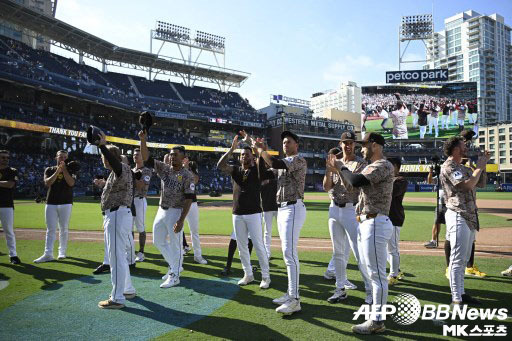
[440,135,490,307]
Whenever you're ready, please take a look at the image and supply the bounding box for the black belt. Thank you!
[334,201,351,208]
[161,206,169,210]
[137,196,144,199]
[102,206,120,215]
[279,201,297,208]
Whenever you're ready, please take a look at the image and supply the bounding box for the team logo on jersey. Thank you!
[177,175,182,182]
[57,173,64,180]
[190,183,195,191]
[453,171,463,180]
[144,175,151,182]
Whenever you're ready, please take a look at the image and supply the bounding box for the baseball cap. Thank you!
[356,132,386,146]
[340,130,356,142]
[281,130,299,143]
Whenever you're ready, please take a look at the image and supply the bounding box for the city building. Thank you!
[476,122,512,182]
[0,0,55,51]
[425,10,512,125]
[310,81,362,119]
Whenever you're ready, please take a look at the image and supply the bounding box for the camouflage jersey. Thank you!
[276,155,307,204]
[133,166,153,198]
[153,160,195,209]
[330,156,367,205]
[356,159,394,216]
[101,163,133,211]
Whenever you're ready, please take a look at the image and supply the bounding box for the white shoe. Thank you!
[57,254,66,260]
[162,266,184,280]
[194,256,207,265]
[365,293,373,305]
[260,277,271,289]
[352,319,386,334]
[237,274,254,286]
[183,246,191,254]
[135,252,145,262]
[344,279,357,290]
[272,293,291,305]
[276,298,301,315]
[34,254,54,263]
[160,273,180,288]
[324,270,335,280]
[327,288,347,303]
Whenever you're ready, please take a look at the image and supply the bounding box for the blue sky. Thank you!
[54,0,511,109]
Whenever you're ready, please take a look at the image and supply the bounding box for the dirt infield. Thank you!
[5,228,511,259]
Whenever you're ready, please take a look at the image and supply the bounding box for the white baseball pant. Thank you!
[419,126,427,139]
[328,203,372,291]
[451,111,457,126]
[263,210,277,258]
[358,215,393,321]
[153,207,183,276]
[104,206,135,304]
[0,207,16,257]
[133,197,147,233]
[185,202,203,258]
[412,113,418,128]
[387,225,401,277]
[445,209,476,303]
[457,118,465,127]
[44,204,72,257]
[102,222,135,266]
[233,213,270,278]
[277,200,306,299]
[441,115,449,129]
[429,117,439,136]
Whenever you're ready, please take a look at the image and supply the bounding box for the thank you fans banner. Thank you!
[386,69,448,83]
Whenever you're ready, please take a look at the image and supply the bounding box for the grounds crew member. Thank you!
[440,136,490,307]
[386,157,408,285]
[254,130,307,316]
[334,132,394,334]
[139,130,194,288]
[132,148,153,263]
[0,150,20,264]
[217,135,272,289]
[323,131,372,304]
[96,132,136,309]
[35,150,78,263]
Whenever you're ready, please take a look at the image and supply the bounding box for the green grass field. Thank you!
[1,240,511,340]
[12,192,512,242]
[365,115,474,139]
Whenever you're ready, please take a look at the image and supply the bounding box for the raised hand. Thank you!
[138,130,147,141]
[230,135,240,151]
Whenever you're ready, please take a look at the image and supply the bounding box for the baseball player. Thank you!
[0,150,20,264]
[335,132,394,334]
[440,136,490,307]
[255,130,307,315]
[389,94,409,139]
[183,158,207,265]
[220,232,254,276]
[261,176,277,259]
[323,131,372,304]
[217,136,271,289]
[386,157,407,285]
[139,131,194,288]
[34,150,77,263]
[96,133,136,309]
[120,155,137,268]
[424,165,446,249]
[132,148,152,262]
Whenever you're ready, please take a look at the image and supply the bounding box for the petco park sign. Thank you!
[386,69,448,83]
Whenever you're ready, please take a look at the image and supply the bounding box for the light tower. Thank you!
[398,14,434,70]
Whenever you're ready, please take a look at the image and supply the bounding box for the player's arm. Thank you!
[217,135,239,175]
[427,168,434,184]
[44,166,61,187]
[173,174,195,232]
[393,178,408,198]
[456,152,490,191]
[98,132,122,177]
[327,154,369,187]
[60,162,76,187]
[138,130,149,162]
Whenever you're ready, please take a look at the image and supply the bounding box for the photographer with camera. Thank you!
[34,150,79,263]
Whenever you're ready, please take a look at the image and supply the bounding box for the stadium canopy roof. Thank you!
[0,0,249,87]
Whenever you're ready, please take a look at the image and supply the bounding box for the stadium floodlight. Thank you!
[155,21,190,43]
[195,30,225,51]
[400,14,433,41]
